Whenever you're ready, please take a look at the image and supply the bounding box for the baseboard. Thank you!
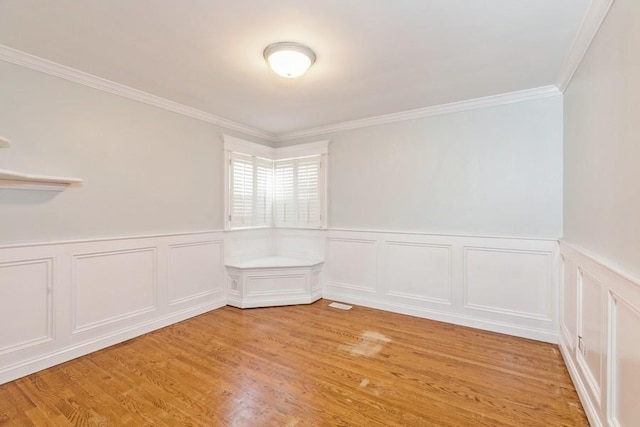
[0,297,226,384]
[323,292,557,343]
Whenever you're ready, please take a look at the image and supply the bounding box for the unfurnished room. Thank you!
[0,0,638,426]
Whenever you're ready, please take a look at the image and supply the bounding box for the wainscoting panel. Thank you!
[246,274,307,296]
[168,240,224,306]
[559,241,640,427]
[609,293,640,427]
[325,236,378,295]
[0,258,53,355]
[0,231,226,385]
[73,247,157,332]
[324,230,559,342]
[576,269,606,406]
[560,254,578,352]
[464,247,552,321]
[383,241,452,305]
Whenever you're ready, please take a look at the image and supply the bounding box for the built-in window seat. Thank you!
[225,256,324,308]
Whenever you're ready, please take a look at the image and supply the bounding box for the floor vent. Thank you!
[329,302,352,310]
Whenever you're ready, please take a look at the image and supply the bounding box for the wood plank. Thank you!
[0,300,588,426]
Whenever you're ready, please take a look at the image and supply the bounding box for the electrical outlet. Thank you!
[578,336,586,355]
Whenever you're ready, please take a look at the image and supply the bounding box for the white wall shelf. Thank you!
[0,168,83,191]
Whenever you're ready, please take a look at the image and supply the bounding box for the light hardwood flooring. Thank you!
[0,300,588,426]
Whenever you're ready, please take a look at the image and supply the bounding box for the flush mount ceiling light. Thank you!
[263,42,316,78]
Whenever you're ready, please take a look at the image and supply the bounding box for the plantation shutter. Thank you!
[296,156,322,227]
[226,141,326,230]
[229,152,254,227]
[255,157,274,226]
[274,155,323,227]
[229,153,275,228]
[274,160,295,226]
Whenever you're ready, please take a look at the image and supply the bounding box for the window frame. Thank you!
[223,135,328,231]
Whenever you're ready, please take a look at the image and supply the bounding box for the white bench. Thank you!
[225,256,323,308]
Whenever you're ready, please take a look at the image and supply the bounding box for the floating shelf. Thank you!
[0,168,83,192]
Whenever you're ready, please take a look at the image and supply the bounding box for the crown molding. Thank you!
[0,44,276,142]
[0,44,567,145]
[275,85,561,142]
[557,0,616,93]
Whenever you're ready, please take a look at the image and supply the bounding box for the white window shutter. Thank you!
[229,153,254,227]
[274,160,295,226]
[297,157,321,227]
[227,144,326,230]
[255,157,274,226]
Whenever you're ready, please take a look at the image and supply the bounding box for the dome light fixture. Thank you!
[263,42,316,78]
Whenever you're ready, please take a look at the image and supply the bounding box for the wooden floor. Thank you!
[0,300,588,426]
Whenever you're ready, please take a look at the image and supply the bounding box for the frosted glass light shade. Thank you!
[263,42,316,78]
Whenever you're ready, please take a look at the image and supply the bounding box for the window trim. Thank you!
[223,135,329,231]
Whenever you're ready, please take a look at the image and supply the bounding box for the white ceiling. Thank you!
[0,0,589,137]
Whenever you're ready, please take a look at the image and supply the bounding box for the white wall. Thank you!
[0,60,266,244]
[0,59,276,385]
[563,0,640,279]
[273,96,565,346]
[281,96,564,238]
[561,0,640,426]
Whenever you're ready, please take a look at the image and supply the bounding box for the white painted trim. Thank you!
[607,291,619,427]
[0,231,227,384]
[462,246,554,322]
[0,257,55,356]
[0,229,225,250]
[70,246,159,333]
[329,227,559,242]
[575,268,604,405]
[557,0,616,92]
[276,86,561,141]
[559,332,604,427]
[274,140,330,159]
[223,150,231,231]
[168,240,225,306]
[382,241,453,305]
[325,229,558,342]
[559,240,640,427]
[0,298,226,385]
[0,44,276,142]
[323,292,558,343]
[223,136,329,160]
[560,240,640,289]
[223,134,275,158]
